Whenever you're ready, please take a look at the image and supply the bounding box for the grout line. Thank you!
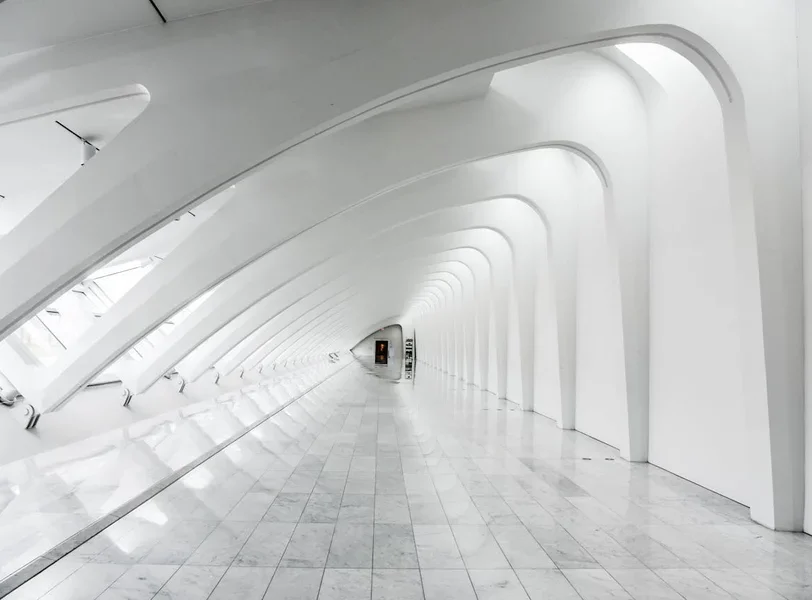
[0,362,351,598]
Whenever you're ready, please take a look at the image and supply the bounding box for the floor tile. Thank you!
[263,567,323,600]
[264,493,310,523]
[208,566,274,600]
[472,496,522,526]
[319,568,372,600]
[234,522,296,567]
[3,560,85,600]
[413,524,464,569]
[339,495,375,523]
[153,565,227,600]
[655,568,736,599]
[515,569,582,600]
[562,569,633,599]
[373,524,418,568]
[185,521,255,566]
[301,494,342,523]
[608,569,684,600]
[279,523,335,568]
[489,525,556,569]
[451,525,511,569]
[372,569,423,600]
[96,564,178,600]
[327,523,374,568]
[37,564,129,600]
[421,569,477,600]
[375,495,412,524]
[699,568,786,599]
[140,521,218,565]
[226,492,278,521]
[468,569,529,600]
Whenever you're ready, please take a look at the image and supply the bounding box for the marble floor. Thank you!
[0,360,344,592]
[4,360,812,600]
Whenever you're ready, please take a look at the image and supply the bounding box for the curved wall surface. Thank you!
[0,0,809,535]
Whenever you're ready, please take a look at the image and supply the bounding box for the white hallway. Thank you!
[5,358,812,600]
[0,0,811,597]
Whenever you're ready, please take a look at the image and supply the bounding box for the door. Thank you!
[374,340,389,365]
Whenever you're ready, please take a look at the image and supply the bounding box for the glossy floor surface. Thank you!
[5,360,812,599]
[0,362,343,591]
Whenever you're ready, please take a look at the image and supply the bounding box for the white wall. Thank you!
[505,287,523,405]
[625,45,749,504]
[798,0,812,535]
[574,167,627,450]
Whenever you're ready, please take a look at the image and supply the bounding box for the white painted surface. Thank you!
[634,45,749,504]
[351,324,403,361]
[574,167,626,451]
[0,0,807,532]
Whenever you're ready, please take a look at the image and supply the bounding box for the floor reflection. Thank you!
[6,360,812,600]
[353,354,404,381]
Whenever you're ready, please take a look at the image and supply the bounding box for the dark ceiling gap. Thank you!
[147,0,167,24]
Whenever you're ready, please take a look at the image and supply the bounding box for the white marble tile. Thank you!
[319,568,372,600]
[328,523,374,568]
[421,569,477,600]
[154,565,227,600]
[279,523,335,568]
[96,564,178,600]
[40,563,130,600]
[185,520,256,566]
[608,569,683,600]
[263,567,323,600]
[226,491,277,521]
[208,566,274,600]
[654,569,734,599]
[234,522,296,567]
[468,569,529,600]
[373,523,418,568]
[338,494,375,523]
[489,525,556,569]
[562,568,633,599]
[413,524,465,569]
[451,525,511,569]
[515,569,582,600]
[3,560,85,600]
[140,520,218,565]
[372,569,424,600]
[375,495,412,524]
[699,569,786,600]
[300,494,342,523]
[471,496,522,527]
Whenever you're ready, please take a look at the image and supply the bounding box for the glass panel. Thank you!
[7,316,65,367]
[92,262,154,303]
